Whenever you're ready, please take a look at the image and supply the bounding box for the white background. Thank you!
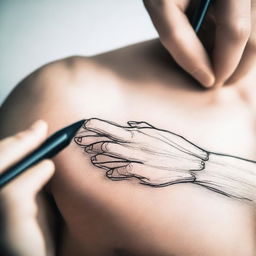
[0,0,157,105]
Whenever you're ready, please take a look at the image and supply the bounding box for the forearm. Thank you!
[194,152,256,202]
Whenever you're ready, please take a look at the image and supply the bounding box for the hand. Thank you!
[143,0,256,87]
[74,118,208,187]
[0,121,55,256]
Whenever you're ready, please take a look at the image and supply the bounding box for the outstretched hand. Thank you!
[75,118,209,187]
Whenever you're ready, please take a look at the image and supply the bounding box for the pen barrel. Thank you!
[0,133,69,188]
[190,0,212,33]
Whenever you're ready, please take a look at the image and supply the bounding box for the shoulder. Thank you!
[0,39,167,137]
[0,56,96,137]
[21,56,97,92]
[0,52,126,138]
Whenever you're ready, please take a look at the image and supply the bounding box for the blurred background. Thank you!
[0,0,157,105]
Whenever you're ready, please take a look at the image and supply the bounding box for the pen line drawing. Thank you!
[74,118,256,203]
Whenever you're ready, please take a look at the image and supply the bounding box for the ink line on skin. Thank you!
[74,118,256,204]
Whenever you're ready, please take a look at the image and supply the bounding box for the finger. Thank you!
[84,118,132,141]
[75,130,98,137]
[144,0,214,87]
[107,163,195,185]
[91,154,129,169]
[109,163,147,180]
[226,7,256,84]
[106,168,132,180]
[2,160,55,197]
[127,121,155,128]
[74,135,112,147]
[213,0,251,86]
[226,39,256,84]
[0,120,48,172]
[84,141,140,161]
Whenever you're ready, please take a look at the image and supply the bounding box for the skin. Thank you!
[0,121,55,256]
[74,118,256,202]
[0,39,256,255]
[143,0,256,88]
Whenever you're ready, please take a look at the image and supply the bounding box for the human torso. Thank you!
[49,40,256,256]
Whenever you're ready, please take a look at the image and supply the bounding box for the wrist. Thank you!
[193,152,256,201]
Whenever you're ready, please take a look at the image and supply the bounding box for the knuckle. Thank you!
[224,20,251,41]
[101,142,114,152]
[126,163,134,174]
[101,142,109,152]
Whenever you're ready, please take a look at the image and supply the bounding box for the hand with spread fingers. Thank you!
[74,118,209,187]
[143,0,256,87]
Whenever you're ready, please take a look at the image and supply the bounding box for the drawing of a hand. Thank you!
[75,118,209,187]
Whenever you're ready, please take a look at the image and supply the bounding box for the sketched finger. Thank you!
[107,163,195,185]
[139,173,195,187]
[127,121,155,128]
[74,135,112,147]
[84,118,132,141]
[91,154,129,169]
[75,130,98,137]
[84,141,140,161]
[106,168,132,180]
[109,163,147,180]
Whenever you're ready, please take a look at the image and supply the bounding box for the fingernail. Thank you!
[91,155,97,162]
[193,69,215,88]
[74,136,82,143]
[85,145,93,152]
[83,119,89,128]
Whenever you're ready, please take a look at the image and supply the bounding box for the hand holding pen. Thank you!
[143,0,255,88]
[0,121,55,256]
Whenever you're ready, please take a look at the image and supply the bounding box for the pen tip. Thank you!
[66,119,86,139]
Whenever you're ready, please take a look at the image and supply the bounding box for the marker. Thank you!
[191,0,212,33]
[0,120,85,188]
